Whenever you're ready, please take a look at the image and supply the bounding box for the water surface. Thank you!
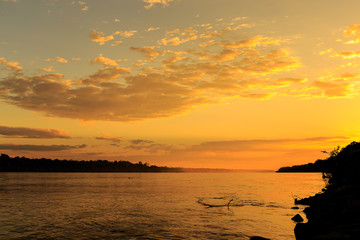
[0,172,324,239]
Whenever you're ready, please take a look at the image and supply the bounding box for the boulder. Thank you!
[249,237,270,240]
[292,214,304,222]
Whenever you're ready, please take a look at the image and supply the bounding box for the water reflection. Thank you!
[0,172,324,239]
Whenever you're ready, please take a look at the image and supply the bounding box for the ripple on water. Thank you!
[0,172,324,240]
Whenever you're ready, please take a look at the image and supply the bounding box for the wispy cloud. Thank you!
[89,54,121,66]
[146,27,160,32]
[0,126,71,139]
[130,46,163,62]
[185,137,348,152]
[81,5,89,11]
[100,136,350,169]
[343,24,360,44]
[0,57,22,72]
[114,30,137,38]
[232,17,248,21]
[0,144,86,151]
[45,57,68,64]
[143,0,175,9]
[124,139,173,153]
[111,41,123,47]
[308,73,360,98]
[334,51,360,59]
[95,133,122,143]
[72,1,89,12]
[89,30,114,45]
[41,66,54,73]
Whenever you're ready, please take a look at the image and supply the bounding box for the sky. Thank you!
[1,0,360,170]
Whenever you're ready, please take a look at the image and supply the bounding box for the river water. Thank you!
[0,172,324,240]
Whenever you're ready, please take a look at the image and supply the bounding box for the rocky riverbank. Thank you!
[291,141,360,240]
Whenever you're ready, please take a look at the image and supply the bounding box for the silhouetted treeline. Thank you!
[280,141,360,239]
[0,154,183,172]
[277,141,360,173]
[276,159,329,172]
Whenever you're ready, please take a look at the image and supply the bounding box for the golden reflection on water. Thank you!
[0,172,324,239]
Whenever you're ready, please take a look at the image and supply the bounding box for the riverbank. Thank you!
[291,141,360,239]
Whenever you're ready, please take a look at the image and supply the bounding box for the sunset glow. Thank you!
[1,0,360,170]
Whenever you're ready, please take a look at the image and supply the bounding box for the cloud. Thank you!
[307,72,360,98]
[343,24,360,44]
[130,46,163,62]
[319,48,334,56]
[114,30,137,38]
[340,73,359,79]
[0,23,307,122]
[81,66,131,85]
[235,49,299,74]
[200,48,243,62]
[223,35,282,49]
[0,70,201,121]
[271,78,307,87]
[158,35,197,46]
[125,139,173,153]
[146,27,160,32]
[185,137,347,152]
[0,144,86,151]
[89,54,121,66]
[157,27,198,46]
[162,51,186,64]
[232,17,248,21]
[111,41,123,47]
[95,135,122,143]
[81,5,89,11]
[171,137,349,169]
[312,80,354,98]
[120,136,349,169]
[89,30,114,45]
[45,56,68,64]
[334,51,360,59]
[0,57,23,72]
[130,139,154,145]
[71,1,89,12]
[143,0,175,9]
[41,66,54,72]
[0,126,71,138]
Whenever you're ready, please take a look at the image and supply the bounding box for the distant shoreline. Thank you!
[0,153,272,173]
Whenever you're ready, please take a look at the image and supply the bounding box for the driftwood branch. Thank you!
[227,199,233,208]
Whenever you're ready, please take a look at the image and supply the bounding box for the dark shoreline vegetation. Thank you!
[278,141,360,240]
[0,154,254,173]
[0,153,183,172]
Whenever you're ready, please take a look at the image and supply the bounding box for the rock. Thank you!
[249,236,270,240]
[294,222,332,240]
[291,206,299,209]
[292,214,304,222]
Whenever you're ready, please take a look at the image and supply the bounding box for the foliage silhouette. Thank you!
[0,153,182,172]
[279,141,360,239]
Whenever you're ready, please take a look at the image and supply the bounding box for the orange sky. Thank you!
[1,0,360,170]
